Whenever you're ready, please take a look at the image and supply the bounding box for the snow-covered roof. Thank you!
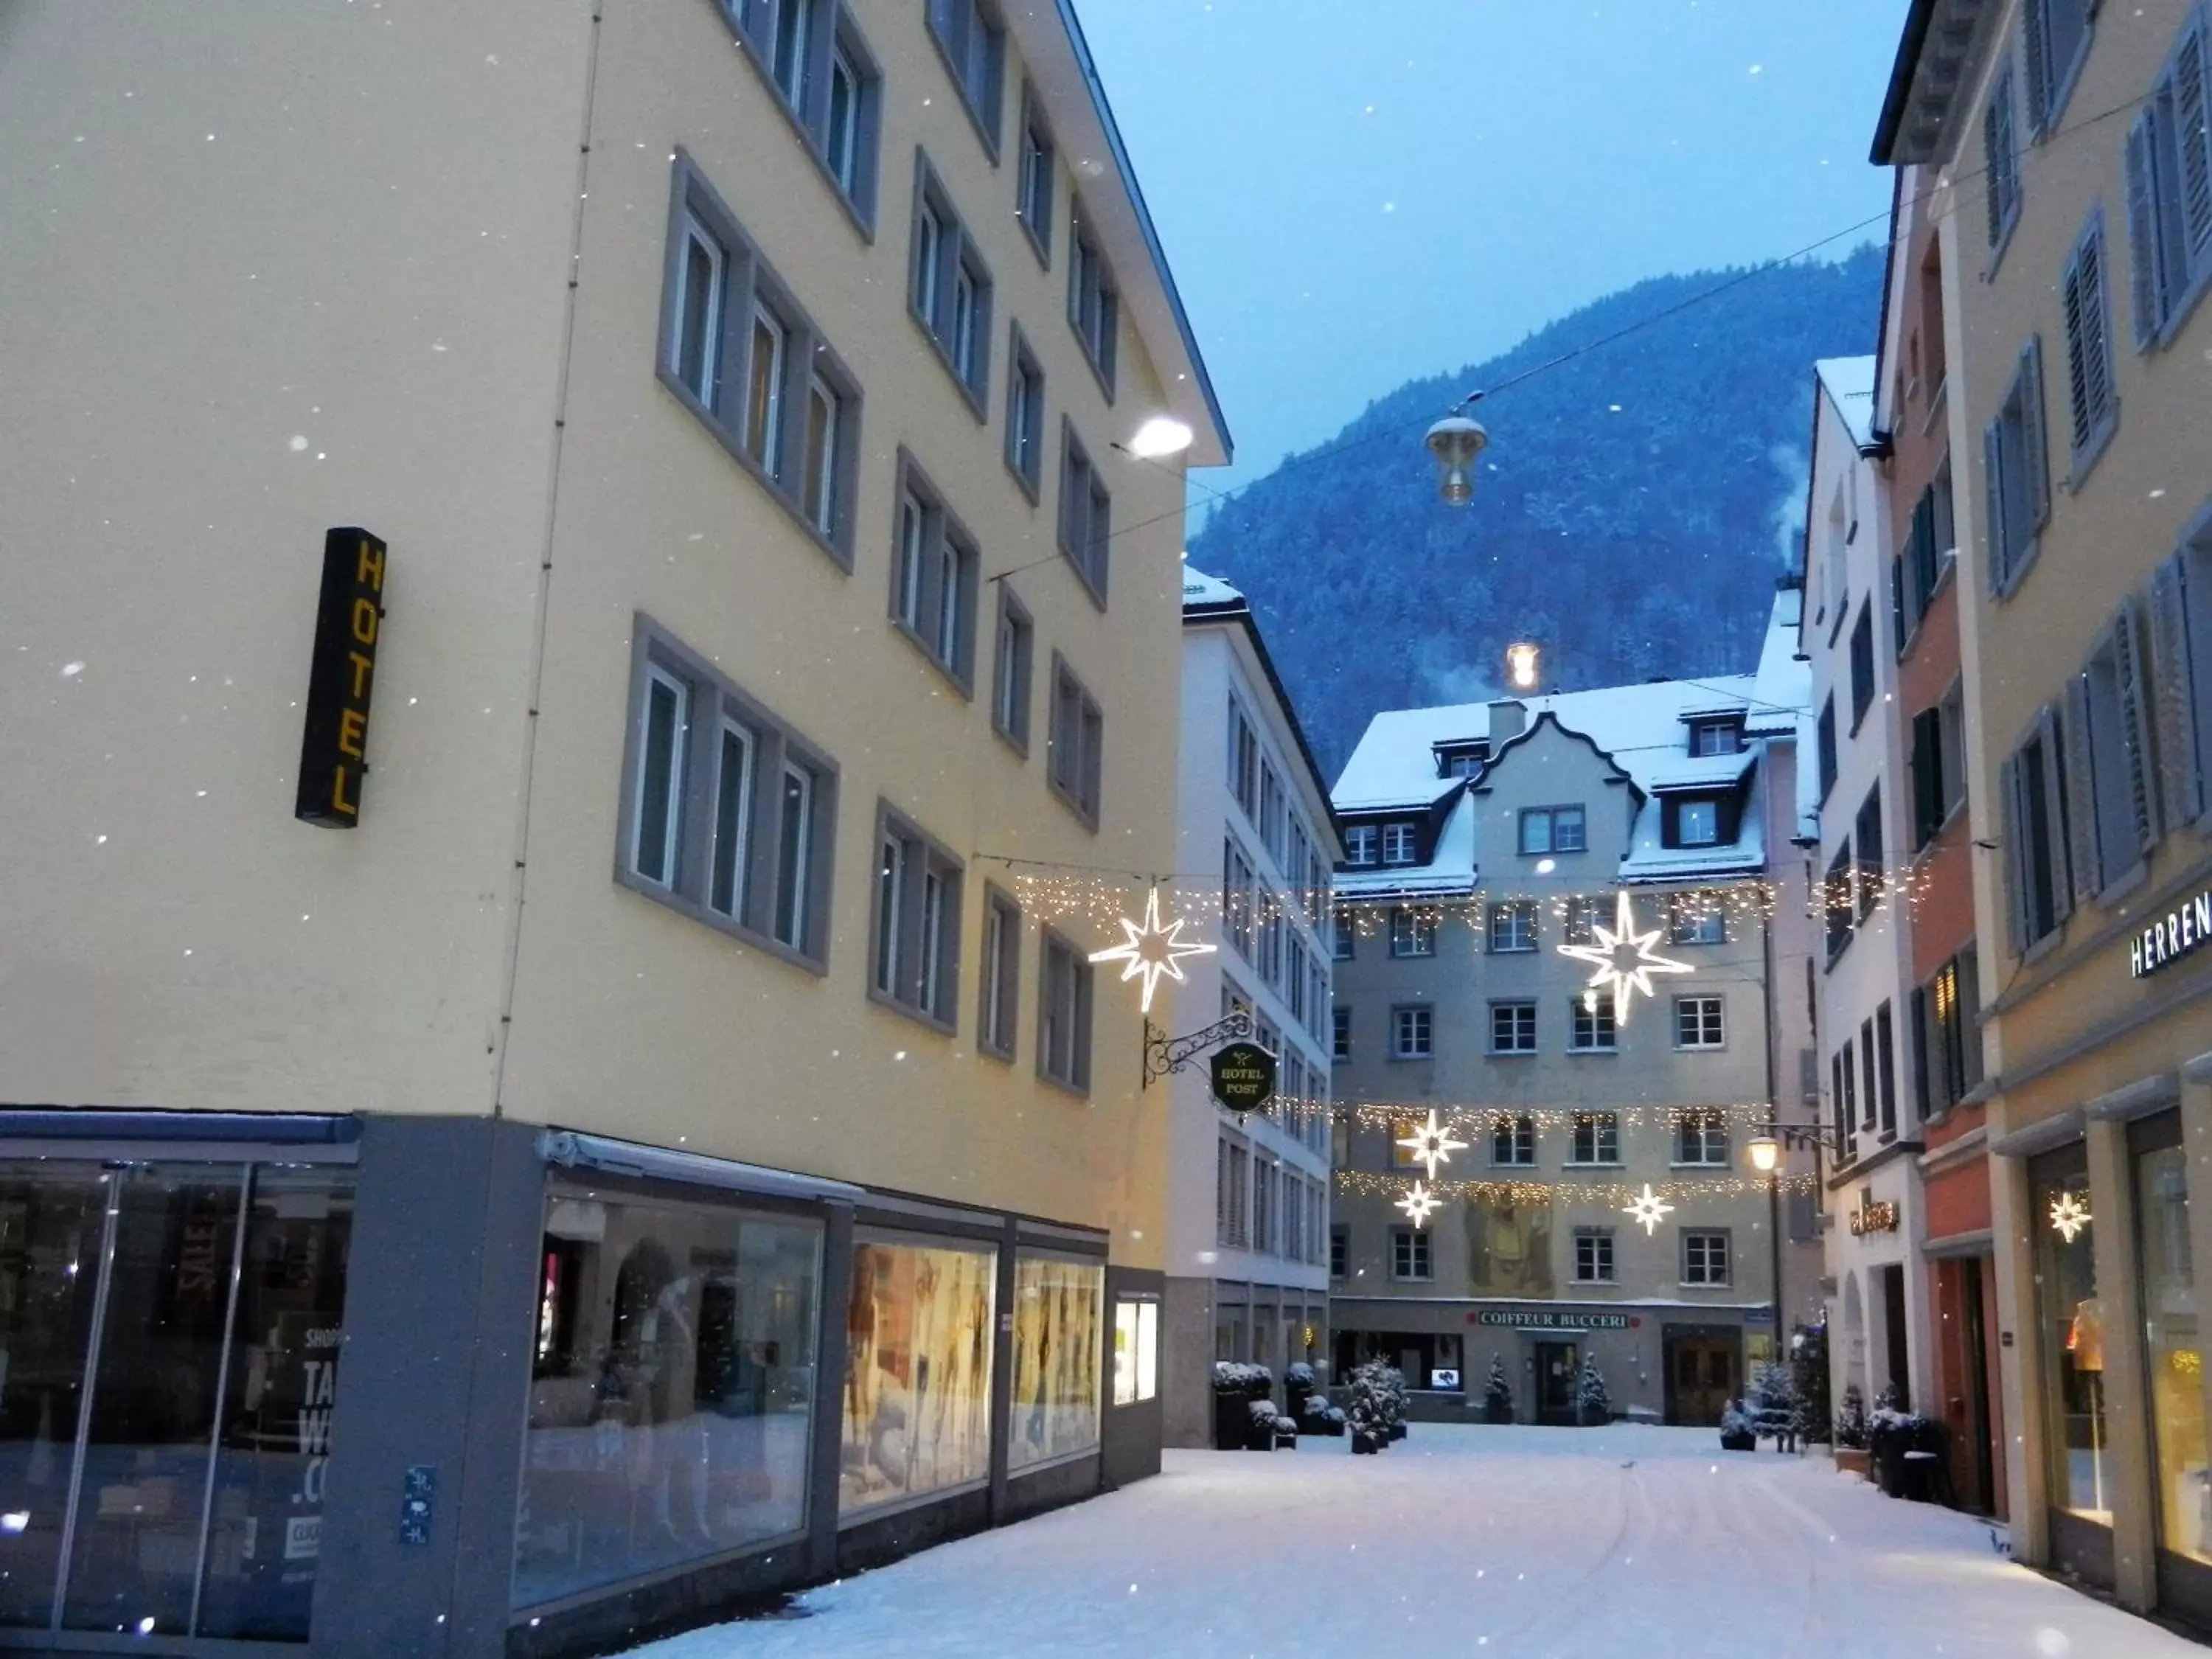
[1180,566,1242,611]
[1641,750,1756,792]
[1815,355,1880,451]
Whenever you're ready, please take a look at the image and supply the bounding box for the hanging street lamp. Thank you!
[1425,414,1489,505]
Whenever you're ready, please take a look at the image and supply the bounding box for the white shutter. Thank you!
[2041,704,2076,925]
[1983,421,2009,594]
[2111,597,2163,858]
[1998,754,2027,956]
[2062,675,2103,901]
[2178,16,2212,272]
[2021,337,2051,531]
[2151,551,2208,826]
[2126,112,2166,349]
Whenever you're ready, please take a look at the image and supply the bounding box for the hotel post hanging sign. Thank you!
[294,527,387,827]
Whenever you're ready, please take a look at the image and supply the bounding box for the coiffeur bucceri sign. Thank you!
[295,527,387,827]
[1210,1041,1277,1115]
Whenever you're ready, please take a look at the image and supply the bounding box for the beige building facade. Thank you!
[0,2,1225,1654]
[1877,0,2212,1624]
[1326,627,1814,1427]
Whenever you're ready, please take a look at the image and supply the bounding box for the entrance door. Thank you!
[1666,1334,1738,1425]
[1534,1342,1581,1424]
[1959,1259,1997,1513]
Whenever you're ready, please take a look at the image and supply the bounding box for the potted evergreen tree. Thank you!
[1382,1363,1409,1440]
[1481,1354,1516,1425]
[1574,1356,1611,1426]
[1791,1325,1832,1445]
[1832,1382,1871,1477]
[1347,1360,1391,1454]
[1211,1362,1273,1451]
[1749,1359,1801,1453]
[1719,1399,1756,1452]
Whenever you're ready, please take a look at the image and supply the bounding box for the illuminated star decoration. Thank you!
[2049,1191,2092,1243]
[1557,891,1694,1023]
[1395,1108,1468,1180]
[1397,1180,1441,1229]
[1623,1183,1675,1236]
[1088,884,1216,1015]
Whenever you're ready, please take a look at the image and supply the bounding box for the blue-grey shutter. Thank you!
[1997,754,2026,956]
[2040,704,2076,925]
[2062,247,2093,452]
[2062,675,2103,900]
[2126,112,2166,349]
[2178,16,2212,274]
[2150,551,2207,827]
[1986,80,2014,246]
[2023,0,2053,135]
[2021,338,2051,531]
[2112,597,2162,858]
[1983,421,2008,594]
[2079,222,2113,442]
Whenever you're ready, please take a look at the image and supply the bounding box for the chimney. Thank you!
[1489,699,1526,743]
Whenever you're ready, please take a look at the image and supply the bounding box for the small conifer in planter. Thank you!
[1347,1360,1392,1453]
[1573,1356,1611,1426]
[1719,1399,1756,1452]
[1481,1354,1515,1424]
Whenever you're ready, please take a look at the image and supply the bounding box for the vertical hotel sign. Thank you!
[295,528,386,827]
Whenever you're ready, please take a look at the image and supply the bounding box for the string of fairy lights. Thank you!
[1330,1170,1818,1204]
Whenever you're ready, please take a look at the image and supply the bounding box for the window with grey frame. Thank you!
[1006,326,1046,498]
[1894,459,1957,653]
[1984,338,2051,596]
[1571,1112,1621,1165]
[1848,604,1875,729]
[1682,1230,1731,1287]
[1048,654,1104,828]
[2022,0,2094,137]
[1059,422,1111,602]
[2149,509,2212,830]
[910,156,994,408]
[2059,209,2118,479]
[1068,196,1120,393]
[1016,84,1054,261]
[1488,900,1537,952]
[1666,890,1726,945]
[1489,1000,1537,1055]
[1492,1113,1536,1165]
[1854,783,1884,920]
[2062,597,2162,899]
[978,884,1021,1059]
[1332,1003,1352,1060]
[1910,681,1969,849]
[1388,907,1435,957]
[660,155,860,561]
[1574,1227,1616,1284]
[1570,991,1617,1053]
[2000,706,2075,953]
[721,0,883,225]
[992,582,1034,752]
[1391,1225,1431,1281]
[620,618,838,966]
[1518,804,1585,854]
[1674,994,1725,1051]
[1673,1110,1729,1165]
[1038,928,1094,1092]
[872,805,962,1029]
[890,453,981,692]
[1392,1004,1433,1060]
[925,0,1006,150]
[2124,10,2212,350]
[1564,894,1602,944]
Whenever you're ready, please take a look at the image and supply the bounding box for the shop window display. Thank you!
[841,1238,996,1516]
[2135,1121,2208,1565]
[1009,1256,1102,1471]
[513,1189,821,1610]
[2031,1149,2108,1521]
[1113,1299,1158,1406]
[0,1161,352,1642]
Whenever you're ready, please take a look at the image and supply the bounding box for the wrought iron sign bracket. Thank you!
[1141,1009,1253,1088]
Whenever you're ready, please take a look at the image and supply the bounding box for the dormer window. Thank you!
[1435,740,1489,779]
[1676,799,1719,846]
[1381,822,1418,865]
[1519,805,1586,855]
[1344,825,1379,867]
[1689,718,1744,757]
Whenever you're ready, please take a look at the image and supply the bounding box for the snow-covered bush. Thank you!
[1212,1360,1273,1397]
[1720,1399,1755,1445]
[1348,1359,1397,1452]
[1481,1354,1515,1424]
[1284,1362,1316,1388]
[1573,1356,1610,1425]
[1749,1359,1799,1444]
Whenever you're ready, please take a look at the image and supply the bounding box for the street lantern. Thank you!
[1747,1133,1781,1174]
[1506,641,1541,691]
[1425,414,1489,505]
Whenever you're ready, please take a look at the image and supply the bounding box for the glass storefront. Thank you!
[0,1160,352,1643]
[2031,1145,2109,1520]
[513,1185,821,1610]
[2135,1114,2208,1565]
[840,1237,996,1517]
[1008,1255,1102,1472]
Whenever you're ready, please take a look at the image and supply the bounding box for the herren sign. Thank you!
[295,528,387,827]
[2129,888,2212,978]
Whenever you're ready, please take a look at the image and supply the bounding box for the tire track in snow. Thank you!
[1461,1455,1649,1655]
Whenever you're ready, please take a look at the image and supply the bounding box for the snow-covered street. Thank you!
[628,1426,2194,1659]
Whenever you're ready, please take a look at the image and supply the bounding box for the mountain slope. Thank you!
[1189,246,1884,776]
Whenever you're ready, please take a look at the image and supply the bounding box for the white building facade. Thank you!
[1161,570,1338,1446]
[1801,356,1935,1419]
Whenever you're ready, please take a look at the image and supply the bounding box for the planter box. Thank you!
[1387,1421,1408,1442]
[1833,1447,1870,1477]
[1719,1431,1756,1453]
[1352,1431,1385,1455]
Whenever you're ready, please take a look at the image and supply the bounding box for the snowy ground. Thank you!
[627,1425,2198,1658]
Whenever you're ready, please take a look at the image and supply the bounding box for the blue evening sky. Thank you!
[1077,0,1910,501]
